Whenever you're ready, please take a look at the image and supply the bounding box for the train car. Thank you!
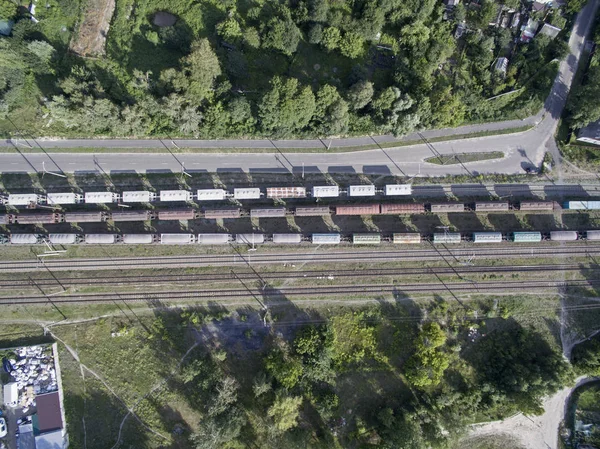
[235,234,265,245]
[430,203,466,213]
[14,212,64,225]
[433,233,461,244]
[121,191,157,203]
[122,234,158,244]
[586,230,600,241]
[0,214,9,225]
[335,204,380,216]
[473,232,503,243]
[85,234,121,244]
[7,194,44,207]
[380,203,426,214]
[160,190,192,202]
[550,231,578,241]
[266,187,306,199]
[250,208,286,218]
[392,233,422,244]
[475,202,509,212]
[272,233,303,244]
[85,192,119,204]
[312,186,339,198]
[196,189,227,201]
[65,211,108,223]
[47,192,84,205]
[10,234,42,244]
[513,231,542,243]
[233,188,261,200]
[160,233,195,244]
[352,233,381,244]
[294,206,331,216]
[197,234,232,245]
[385,184,412,196]
[312,233,341,244]
[348,185,376,197]
[49,233,82,245]
[203,208,241,219]
[111,211,157,222]
[157,209,199,220]
[519,201,555,211]
[564,201,600,210]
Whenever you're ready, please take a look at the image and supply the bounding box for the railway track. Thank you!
[2,244,599,272]
[1,264,595,288]
[1,279,598,305]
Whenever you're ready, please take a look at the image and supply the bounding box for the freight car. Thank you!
[160,190,192,202]
[160,234,195,244]
[47,193,84,205]
[10,234,43,244]
[49,233,82,244]
[348,185,376,197]
[157,209,200,220]
[312,233,341,244]
[473,232,503,243]
[236,234,265,245]
[272,233,303,244]
[250,208,286,218]
[549,231,578,241]
[85,192,119,204]
[513,232,542,243]
[196,189,227,201]
[564,201,600,210]
[475,202,509,212]
[111,211,157,222]
[312,186,339,198]
[197,234,232,245]
[203,208,242,219]
[519,201,556,211]
[294,206,331,216]
[266,187,306,199]
[353,234,381,244]
[13,212,64,225]
[65,212,108,223]
[122,234,158,244]
[392,233,422,244]
[85,234,121,244]
[587,230,600,240]
[380,203,425,214]
[122,191,157,203]
[335,204,380,216]
[7,194,44,207]
[433,233,462,244]
[430,203,466,213]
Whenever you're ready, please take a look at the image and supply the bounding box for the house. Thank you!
[511,12,521,28]
[520,18,540,42]
[577,119,600,146]
[538,22,562,38]
[495,57,509,76]
[33,392,64,434]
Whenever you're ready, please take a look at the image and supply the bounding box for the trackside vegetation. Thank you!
[0,0,573,139]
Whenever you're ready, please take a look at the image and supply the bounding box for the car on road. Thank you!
[0,417,7,438]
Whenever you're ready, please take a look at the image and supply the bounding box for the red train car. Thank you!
[380,203,425,214]
[335,204,381,216]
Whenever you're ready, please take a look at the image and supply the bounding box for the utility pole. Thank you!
[42,161,67,178]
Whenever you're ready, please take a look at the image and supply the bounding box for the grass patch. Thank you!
[424,151,505,165]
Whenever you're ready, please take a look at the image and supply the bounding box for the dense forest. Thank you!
[0,0,574,139]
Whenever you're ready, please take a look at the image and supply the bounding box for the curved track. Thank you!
[3,244,600,272]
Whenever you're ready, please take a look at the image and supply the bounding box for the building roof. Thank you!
[34,429,65,449]
[577,119,600,145]
[495,57,509,74]
[35,392,63,433]
[538,22,562,38]
[532,1,547,11]
[17,424,35,449]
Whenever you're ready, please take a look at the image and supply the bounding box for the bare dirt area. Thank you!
[69,0,116,57]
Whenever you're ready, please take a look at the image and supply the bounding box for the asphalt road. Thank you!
[0,0,598,176]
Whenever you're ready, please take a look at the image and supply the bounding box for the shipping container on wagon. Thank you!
[550,231,579,241]
[294,206,331,216]
[233,188,261,200]
[46,192,84,205]
[250,207,286,218]
[122,234,158,244]
[352,233,381,244]
[564,201,600,210]
[203,208,241,219]
[85,192,118,204]
[312,186,339,198]
[512,231,542,243]
[196,189,227,201]
[197,234,232,245]
[111,211,157,222]
[235,233,265,245]
[121,191,157,203]
[272,233,303,244]
[10,234,42,244]
[160,233,195,245]
[380,203,426,214]
[385,184,412,196]
[335,204,380,216]
[519,201,555,211]
[392,233,422,244]
[433,233,462,244]
[475,202,509,212]
[586,230,600,241]
[430,203,466,213]
[85,234,120,244]
[160,190,192,202]
[312,233,341,244]
[15,212,64,225]
[473,232,503,243]
[65,211,108,223]
[266,187,307,199]
[7,194,44,206]
[348,185,376,197]
[48,233,81,245]
[157,209,199,221]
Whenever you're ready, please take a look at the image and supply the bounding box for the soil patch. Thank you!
[69,0,116,57]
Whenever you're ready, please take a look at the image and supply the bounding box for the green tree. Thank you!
[308,23,323,44]
[339,32,365,58]
[181,39,221,102]
[262,16,301,55]
[404,323,450,388]
[243,27,261,49]
[268,395,303,432]
[264,348,304,389]
[346,80,374,110]
[216,17,242,42]
[400,21,430,48]
[321,26,341,51]
[571,336,600,375]
[328,312,377,365]
[311,84,349,136]
[0,0,16,20]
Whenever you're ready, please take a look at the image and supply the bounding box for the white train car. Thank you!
[85,234,120,244]
[160,190,192,202]
[473,232,503,243]
[433,233,461,244]
[392,233,421,244]
[122,191,157,203]
[7,194,45,206]
[235,234,265,245]
[312,233,341,244]
[385,184,412,196]
[122,234,157,244]
[586,230,600,241]
[47,193,84,205]
[312,186,339,198]
[196,189,227,201]
[49,233,81,244]
[233,188,261,200]
[550,231,578,241]
[10,234,42,244]
[348,185,376,197]
[85,192,119,204]
[160,233,195,244]
[197,234,232,245]
[272,233,302,244]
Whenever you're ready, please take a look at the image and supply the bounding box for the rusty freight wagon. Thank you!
[430,203,466,213]
[14,212,64,225]
[335,204,381,216]
[65,211,108,223]
[474,202,509,212]
[294,206,331,216]
[111,211,157,222]
[203,208,242,219]
[157,209,200,220]
[266,187,307,199]
[380,203,426,214]
[250,208,286,218]
[519,201,556,211]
